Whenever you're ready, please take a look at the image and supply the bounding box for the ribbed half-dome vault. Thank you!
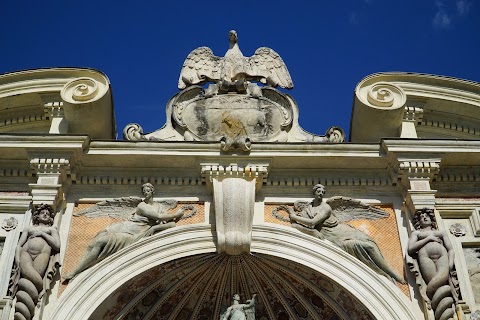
[91,253,374,320]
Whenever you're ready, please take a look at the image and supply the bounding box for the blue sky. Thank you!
[1,1,478,140]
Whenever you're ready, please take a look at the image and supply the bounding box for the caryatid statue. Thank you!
[408,208,458,320]
[10,204,61,320]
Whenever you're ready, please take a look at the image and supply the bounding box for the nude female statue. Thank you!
[408,208,456,320]
[12,204,60,320]
[288,184,405,283]
[63,183,187,282]
[221,293,257,320]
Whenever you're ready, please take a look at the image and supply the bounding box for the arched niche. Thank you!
[51,224,416,320]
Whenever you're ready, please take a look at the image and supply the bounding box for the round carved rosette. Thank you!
[61,77,108,104]
[449,223,466,237]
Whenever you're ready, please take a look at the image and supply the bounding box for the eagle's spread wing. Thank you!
[74,197,143,220]
[178,47,221,89]
[326,196,389,223]
[248,47,293,89]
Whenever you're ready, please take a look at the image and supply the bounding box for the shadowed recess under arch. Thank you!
[90,253,374,320]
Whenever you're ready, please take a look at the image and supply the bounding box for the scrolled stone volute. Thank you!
[351,76,407,142]
[123,123,148,141]
[60,73,114,139]
[61,77,105,103]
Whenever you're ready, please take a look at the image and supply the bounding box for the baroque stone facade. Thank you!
[0,33,479,319]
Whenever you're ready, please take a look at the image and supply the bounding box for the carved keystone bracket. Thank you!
[394,159,441,188]
[28,154,81,210]
[387,157,441,213]
[201,163,268,255]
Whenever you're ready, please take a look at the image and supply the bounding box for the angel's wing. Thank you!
[178,47,221,89]
[326,196,389,223]
[74,197,142,220]
[248,47,293,89]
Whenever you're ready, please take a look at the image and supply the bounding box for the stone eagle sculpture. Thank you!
[178,30,293,90]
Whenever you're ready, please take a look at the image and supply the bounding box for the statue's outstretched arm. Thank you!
[245,294,257,308]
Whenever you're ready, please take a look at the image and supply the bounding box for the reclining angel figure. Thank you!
[63,183,195,282]
[277,183,405,284]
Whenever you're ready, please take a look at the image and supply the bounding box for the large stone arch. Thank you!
[51,224,416,320]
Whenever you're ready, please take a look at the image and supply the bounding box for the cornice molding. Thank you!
[74,175,203,186]
[0,68,110,99]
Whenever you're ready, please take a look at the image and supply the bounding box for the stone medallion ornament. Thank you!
[1,217,17,231]
[123,31,345,147]
[449,223,467,237]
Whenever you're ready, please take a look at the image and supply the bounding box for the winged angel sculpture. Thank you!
[178,30,293,93]
[274,184,406,283]
[63,183,195,282]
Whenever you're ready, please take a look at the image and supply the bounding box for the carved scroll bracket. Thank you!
[387,156,441,213]
[28,153,81,211]
[201,162,269,255]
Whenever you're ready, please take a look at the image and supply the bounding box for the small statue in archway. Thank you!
[276,184,405,283]
[63,183,196,282]
[221,293,257,320]
[408,208,458,320]
[10,204,61,320]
